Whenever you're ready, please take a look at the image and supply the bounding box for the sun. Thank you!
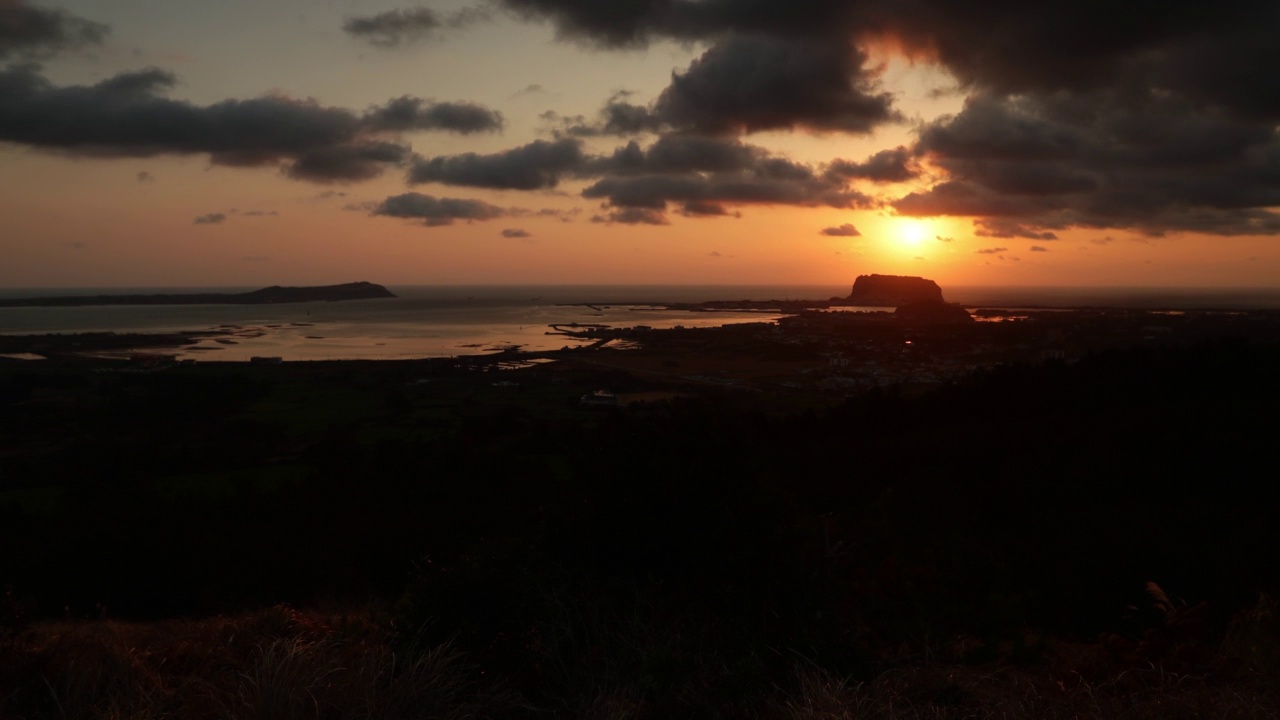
[896,218,929,247]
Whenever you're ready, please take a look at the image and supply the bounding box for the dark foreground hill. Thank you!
[2,335,1279,718]
[0,281,396,307]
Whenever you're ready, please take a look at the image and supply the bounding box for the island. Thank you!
[840,274,944,305]
[0,281,396,307]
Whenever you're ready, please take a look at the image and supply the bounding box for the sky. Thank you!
[2,0,1279,288]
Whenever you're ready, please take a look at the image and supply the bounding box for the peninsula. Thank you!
[0,281,396,307]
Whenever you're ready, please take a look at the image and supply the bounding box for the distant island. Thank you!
[842,274,944,305]
[0,282,396,307]
[652,274,948,313]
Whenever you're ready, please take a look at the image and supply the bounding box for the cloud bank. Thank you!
[0,65,506,184]
[497,0,1280,237]
[409,134,874,222]
[370,192,507,226]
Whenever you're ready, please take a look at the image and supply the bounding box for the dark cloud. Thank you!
[875,3,1274,99]
[894,180,1060,221]
[363,96,504,134]
[498,0,684,48]
[498,0,855,48]
[582,169,868,216]
[974,218,1059,241]
[898,90,1280,236]
[825,146,918,183]
[1030,245,1048,252]
[135,171,154,183]
[0,66,366,159]
[591,207,669,225]
[0,65,499,184]
[371,192,506,226]
[544,34,900,137]
[888,13,1280,238]
[1,65,355,158]
[415,132,874,223]
[594,96,664,136]
[591,135,764,175]
[498,1,1270,107]
[551,91,665,137]
[286,141,411,182]
[194,212,226,225]
[820,223,861,237]
[654,34,898,135]
[680,201,735,217]
[975,247,1007,255]
[513,206,580,222]
[500,0,1280,121]
[242,210,279,217]
[344,7,441,46]
[501,228,532,238]
[408,138,587,189]
[501,0,1280,238]
[342,6,487,47]
[0,1,108,58]
[935,235,953,243]
[580,135,872,222]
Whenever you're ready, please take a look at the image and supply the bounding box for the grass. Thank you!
[1,606,522,720]
[2,599,1277,719]
[777,660,1279,719]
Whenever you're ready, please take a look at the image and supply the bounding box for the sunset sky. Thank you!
[3,0,1279,288]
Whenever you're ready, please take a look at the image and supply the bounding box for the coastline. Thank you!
[3,283,1280,362]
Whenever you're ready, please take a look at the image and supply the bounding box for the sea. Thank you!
[2,284,1279,362]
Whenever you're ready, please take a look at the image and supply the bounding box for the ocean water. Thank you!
[0,285,828,361]
[2,284,1278,361]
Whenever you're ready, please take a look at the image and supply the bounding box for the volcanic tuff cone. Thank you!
[846,274,944,306]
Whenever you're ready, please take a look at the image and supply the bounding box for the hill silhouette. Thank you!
[0,282,396,307]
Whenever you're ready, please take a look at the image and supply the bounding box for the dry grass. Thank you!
[775,636,1279,720]
[2,599,1277,720]
[0,605,522,720]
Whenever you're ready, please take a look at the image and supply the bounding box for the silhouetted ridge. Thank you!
[0,282,396,307]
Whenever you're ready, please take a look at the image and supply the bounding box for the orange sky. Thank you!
[3,1,1278,288]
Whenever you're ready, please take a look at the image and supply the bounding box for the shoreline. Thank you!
[4,302,1278,367]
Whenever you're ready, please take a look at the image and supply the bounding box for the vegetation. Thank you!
[2,337,1278,717]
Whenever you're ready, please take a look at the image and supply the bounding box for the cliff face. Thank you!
[845,274,944,306]
[0,282,397,307]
